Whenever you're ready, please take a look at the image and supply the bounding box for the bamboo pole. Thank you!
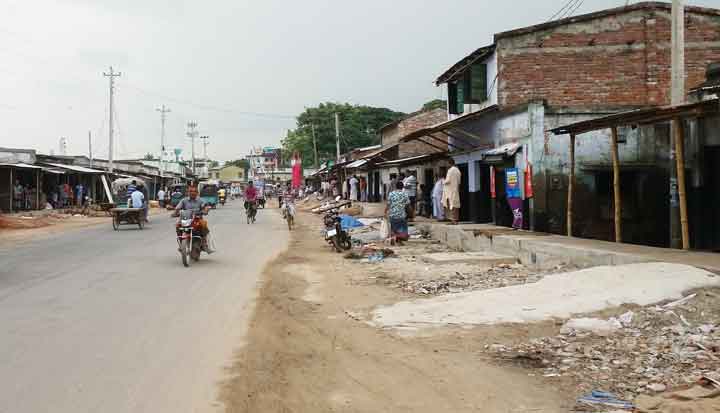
[610,127,622,243]
[567,133,576,237]
[673,118,690,250]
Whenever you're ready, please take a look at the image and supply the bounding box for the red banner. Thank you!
[524,162,534,199]
[291,151,302,189]
[490,166,496,199]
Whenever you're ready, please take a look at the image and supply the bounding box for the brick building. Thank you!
[401,2,720,242]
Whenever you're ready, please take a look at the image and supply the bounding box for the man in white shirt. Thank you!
[131,187,145,209]
[157,188,166,208]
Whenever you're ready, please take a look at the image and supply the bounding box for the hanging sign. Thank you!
[505,168,522,199]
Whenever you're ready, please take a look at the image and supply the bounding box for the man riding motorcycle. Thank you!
[174,186,212,249]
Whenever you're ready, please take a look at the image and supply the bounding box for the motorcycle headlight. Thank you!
[181,219,192,226]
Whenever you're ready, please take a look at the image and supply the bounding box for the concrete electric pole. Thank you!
[187,121,198,175]
[156,105,171,178]
[88,131,93,168]
[200,136,209,162]
[103,67,121,173]
[311,123,319,169]
[335,112,341,162]
[670,0,685,249]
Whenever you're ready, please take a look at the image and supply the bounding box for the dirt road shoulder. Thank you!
[221,213,571,412]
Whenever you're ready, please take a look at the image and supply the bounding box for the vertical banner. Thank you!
[505,168,522,199]
[524,145,534,199]
[490,166,496,199]
[291,151,302,189]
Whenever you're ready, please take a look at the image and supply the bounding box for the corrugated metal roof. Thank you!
[0,162,43,169]
[43,162,105,174]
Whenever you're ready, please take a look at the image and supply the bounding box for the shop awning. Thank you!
[400,105,500,152]
[345,159,368,169]
[43,162,106,174]
[375,152,448,168]
[0,162,43,169]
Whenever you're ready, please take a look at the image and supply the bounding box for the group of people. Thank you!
[343,175,368,202]
[385,160,461,244]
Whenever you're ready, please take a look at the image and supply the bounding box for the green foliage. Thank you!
[227,159,250,169]
[282,102,405,167]
[143,153,156,161]
[422,99,447,112]
[209,160,220,168]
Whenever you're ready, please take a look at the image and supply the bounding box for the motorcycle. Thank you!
[323,208,351,252]
[176,210,206,267]
[258,197,266,209]
[245,200,257,224]
[219,194,226,206]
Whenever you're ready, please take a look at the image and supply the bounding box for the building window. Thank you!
[238,172,243,178]
[448,81,464,115]
[467,63,488,103]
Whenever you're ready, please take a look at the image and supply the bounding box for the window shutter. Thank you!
[448,82,458,115]
[456,80,465,114]
[471,63,488,103]
[463,70,473,102]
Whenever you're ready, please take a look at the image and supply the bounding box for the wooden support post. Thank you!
[567,133,576,237]
[673,118,690,250]
[610,127,622,243]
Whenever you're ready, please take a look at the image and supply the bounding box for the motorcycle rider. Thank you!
[218,186,226,204]
[174,186,212,250]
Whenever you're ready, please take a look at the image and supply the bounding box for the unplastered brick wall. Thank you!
[381,108,447,146]
[496,5,720,108]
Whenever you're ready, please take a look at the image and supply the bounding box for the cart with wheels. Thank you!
[110,207,145,230]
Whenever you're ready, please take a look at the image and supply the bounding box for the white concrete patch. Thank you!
[420,252,517,266]
[371,263,720,329]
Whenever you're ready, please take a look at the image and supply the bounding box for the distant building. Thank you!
[208,165,248,183]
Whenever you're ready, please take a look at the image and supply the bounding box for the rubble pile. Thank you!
[396,263,564,296]
[486,289,720,402]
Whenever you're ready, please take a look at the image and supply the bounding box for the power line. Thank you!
[564,0,586,18]
[122,83,296,120]
[547,0,578,21]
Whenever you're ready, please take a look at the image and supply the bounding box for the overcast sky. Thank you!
[0,0,715,161]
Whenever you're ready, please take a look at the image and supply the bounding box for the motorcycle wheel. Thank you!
[340,235,352,251]
[332,236,344,253]
[180,238,191,267]
[112,215,119,231]
[191,241,201,261]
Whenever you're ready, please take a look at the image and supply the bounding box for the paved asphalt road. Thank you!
[0,201,288,413]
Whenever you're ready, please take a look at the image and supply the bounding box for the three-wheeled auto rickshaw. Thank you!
[169,183,186,208]
[199,181,219,208]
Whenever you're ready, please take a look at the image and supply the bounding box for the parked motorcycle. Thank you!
[176,210,206,267]
[323,209,351,252]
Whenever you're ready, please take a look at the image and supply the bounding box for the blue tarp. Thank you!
[340,215,365,230]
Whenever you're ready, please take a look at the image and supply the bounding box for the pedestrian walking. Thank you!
[442,160,462,224]
[385,180,411,245]
[432,171,445,220]
[349,175,359,201]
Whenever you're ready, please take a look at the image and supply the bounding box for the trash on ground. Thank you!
[576,390,634,411]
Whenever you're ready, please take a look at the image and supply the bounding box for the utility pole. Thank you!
[156,105,171,178]
[103,66,121,173]
[311,123,319,169]
[335,112,341,162]
[200,136,209,161]
[670,0,685,249]
[88,131,93,168]
[187,121,198,175]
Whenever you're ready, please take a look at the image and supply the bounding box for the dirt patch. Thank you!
[220,214,572,412]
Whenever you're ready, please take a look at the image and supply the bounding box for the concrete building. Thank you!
[402,2,720,241]
[208,165,248,183]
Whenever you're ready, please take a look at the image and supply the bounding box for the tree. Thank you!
[227,159,250,169]
[143,153,156,161]
[209,160,220,168]
[282,102,405,167]
[422,99,447,111]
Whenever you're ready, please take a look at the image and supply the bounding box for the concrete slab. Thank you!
[420,252,517,266]
[371,262,720,329]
